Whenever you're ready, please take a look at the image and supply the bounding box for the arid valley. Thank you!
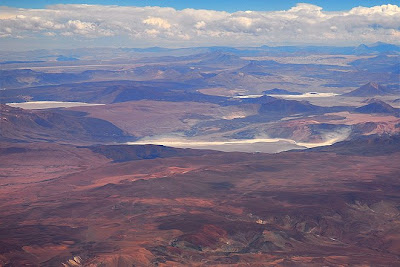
[1,2,400,265]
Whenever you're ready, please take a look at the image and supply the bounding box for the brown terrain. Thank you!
[70,101,400,144]
[69,101,258,138]
[1,45,400,266]
[1,137,400,266]
[0,104,133,144]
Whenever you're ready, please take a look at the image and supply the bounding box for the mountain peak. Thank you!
[343,82,391,97]
[367,81,379,89]
[198,51,243,65]
[355,99,398,115]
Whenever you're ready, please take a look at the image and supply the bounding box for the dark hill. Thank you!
[353,44,371,55]
[310,134,400,156]
[238,61,271,75]
[355,100,399,115]
[343,82,392,97]
[259,99,323,115]
[263,88,302,95]
[0,104,134,143]
[197,51,245,66]
[86,144,219,163]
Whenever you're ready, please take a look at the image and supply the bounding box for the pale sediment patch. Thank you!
[7,101,104,109]
[266,92,339,98]
[222,112,248,120]
[127,132,348,153]
[233,92,339,100]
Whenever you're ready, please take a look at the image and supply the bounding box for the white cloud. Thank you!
[0,3,399,47]
[143,17,171,29]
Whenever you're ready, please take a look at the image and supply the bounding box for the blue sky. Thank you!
[2,0,400,12]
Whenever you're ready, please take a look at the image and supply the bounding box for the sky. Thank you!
[2,0,400,12]
[0,1,399,50]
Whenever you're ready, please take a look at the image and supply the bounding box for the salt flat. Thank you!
[7,101,104,109]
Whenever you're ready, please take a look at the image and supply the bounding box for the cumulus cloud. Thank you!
[0,3,399,46]
[143,17,171,29]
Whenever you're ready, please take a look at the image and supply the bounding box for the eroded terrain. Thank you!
[1,139,400,266]
[1,44,400,266]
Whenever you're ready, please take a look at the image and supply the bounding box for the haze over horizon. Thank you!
[0,1,399,50]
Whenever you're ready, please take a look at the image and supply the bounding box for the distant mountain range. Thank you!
[1,42,399,63]
[0,80,227,104]
[354,42,400,55]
